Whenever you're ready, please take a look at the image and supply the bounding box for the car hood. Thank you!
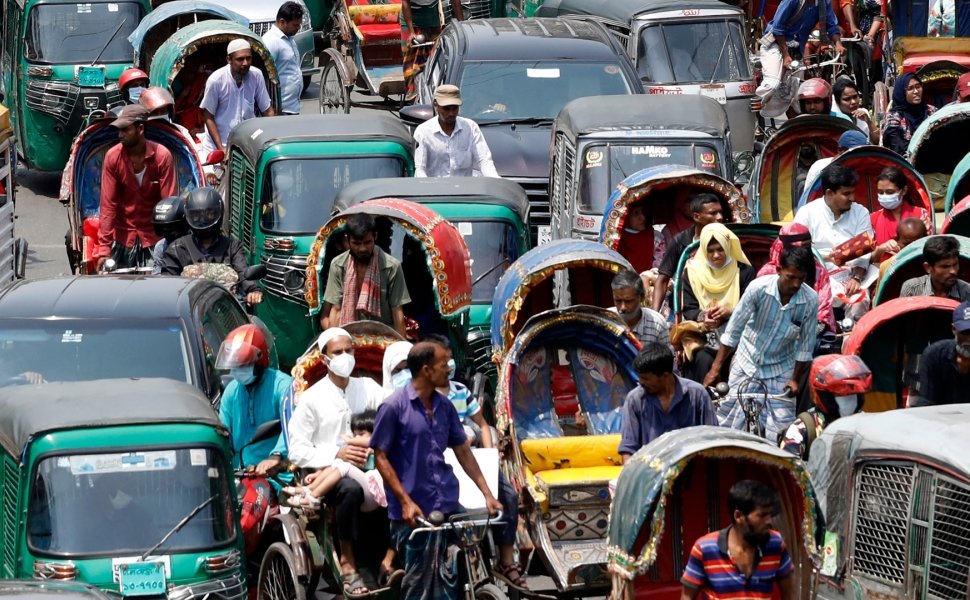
[479,124,552,180]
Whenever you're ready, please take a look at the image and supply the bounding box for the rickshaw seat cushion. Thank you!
[519,434,622,473]
[533,465,622,488]
[357,23,403,43]
[82,217,100,239]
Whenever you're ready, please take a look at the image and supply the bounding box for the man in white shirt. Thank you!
[414,84,499,178]
[287,327,385,589]
[793,164,872,299]
[263,2,304,115]
[200,39,276,155]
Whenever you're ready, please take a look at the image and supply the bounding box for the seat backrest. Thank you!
[567,347,631,434]
[510,346,562,439]
[519,434,622,472]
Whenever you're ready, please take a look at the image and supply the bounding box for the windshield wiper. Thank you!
[479,117,554,127]
[708,33,731,85]
[90,18,128,66]
[139,494,217,561]
[472,259,510,286]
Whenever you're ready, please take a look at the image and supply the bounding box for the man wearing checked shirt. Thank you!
[704,246,818,441]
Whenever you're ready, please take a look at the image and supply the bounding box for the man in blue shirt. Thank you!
[618,343,717,463]
[371,339,501,600]
[756,0,845,99]
[263,2,304,115]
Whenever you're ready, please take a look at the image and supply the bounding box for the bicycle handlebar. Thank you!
[409,510,504,540]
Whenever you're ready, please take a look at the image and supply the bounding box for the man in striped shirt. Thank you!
[681,480,795,599]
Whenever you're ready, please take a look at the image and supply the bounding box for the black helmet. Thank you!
[153,195,188,242]
[184,187,223,238]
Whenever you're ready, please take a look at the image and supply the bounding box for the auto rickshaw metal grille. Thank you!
[442,0,491,21]
[1,456,18,574]
[925,474,970,599]
[25,81,79,125]
[260,254,310,304]
[851,462,913,585]
[229,154,256,255]
[248,21,273,37]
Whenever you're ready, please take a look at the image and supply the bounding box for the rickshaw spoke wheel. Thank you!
[320,61,350,115]
[257,541,306,600]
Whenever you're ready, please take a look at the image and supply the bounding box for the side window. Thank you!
[198,291,249,398]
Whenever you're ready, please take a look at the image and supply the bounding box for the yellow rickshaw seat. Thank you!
[864,391,899,413]
[347,3,401,26]
[533,466,621,488]
[519,434,622,472]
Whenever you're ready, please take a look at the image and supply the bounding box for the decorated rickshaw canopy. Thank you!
[128,1,249,70]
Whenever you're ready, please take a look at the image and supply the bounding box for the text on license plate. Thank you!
[700,84,727,104]
[536,226,551,245]
[119,562,166,597]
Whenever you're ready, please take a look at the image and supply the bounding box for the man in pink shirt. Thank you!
[96,104,177,270]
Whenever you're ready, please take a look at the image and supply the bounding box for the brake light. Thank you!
[34,561,78,580]
[204,550,240,574]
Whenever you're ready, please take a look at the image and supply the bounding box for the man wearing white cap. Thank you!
[199,38,276,156]
[287,327,385,592]
[414,84,499,178]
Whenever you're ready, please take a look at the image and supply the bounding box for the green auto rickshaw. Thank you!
[0,0,152,171]
[332,176,530,411]
[224,114,414,369]
[0,378,245,598]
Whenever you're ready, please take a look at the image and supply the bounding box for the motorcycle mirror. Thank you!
[399,104,434,127]
[243,264,268,281]
[245,420,282,448]
[205,150,225,166]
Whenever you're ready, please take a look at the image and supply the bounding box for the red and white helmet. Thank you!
[798,78,833,101]
[216,324,270,369]
[139,86,175,114]
[810,354,872,412]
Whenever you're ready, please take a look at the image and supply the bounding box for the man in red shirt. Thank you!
[96,104,177,270]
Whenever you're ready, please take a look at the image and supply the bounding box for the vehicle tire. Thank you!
[302,75,312,93]
[319,61,350,114]
[257,542,307,600]
[475,583,509,600]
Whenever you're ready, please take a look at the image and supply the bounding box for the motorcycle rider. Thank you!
[796,78,852,120]
[779,354,872,459]
[216,323,292,474]
[119,68,150,105]
[151,195,188,275]
[160,187,263,306]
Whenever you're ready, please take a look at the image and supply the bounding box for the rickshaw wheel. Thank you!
[320,62,350,114]
[474,583,509,600]
[257,542,307,600]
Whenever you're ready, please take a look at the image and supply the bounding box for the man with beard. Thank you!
[161,187,263,306]
[682,480,795,599]
[899,235,970,301]
[609,270,671,350]
[323,213,410,337]
[910,301,970,406]
[199,39,276,156]
[413,85,499,178]
[96,104,177,270]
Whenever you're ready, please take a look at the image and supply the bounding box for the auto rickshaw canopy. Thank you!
[0,378,224,459]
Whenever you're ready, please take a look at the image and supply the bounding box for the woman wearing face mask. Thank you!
[215,324,293,474]
[681,223,755,337]
[882,73,937,156]
[779,354,872,459]
[870,167,933,262]
[381,340,414,397]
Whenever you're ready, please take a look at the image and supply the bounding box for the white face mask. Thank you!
[446,358,457,380]
[391,369,412,389]
[110,489,133,511]
[877,192,902,210]
[127,86,145,103]
[231,365,257,385]
[327,353,355,378]
[834,394,858,418]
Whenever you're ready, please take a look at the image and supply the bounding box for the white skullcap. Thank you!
[227,38,251,56]
[316,327,351,353]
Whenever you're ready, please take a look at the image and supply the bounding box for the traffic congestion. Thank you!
[0,0,969,599]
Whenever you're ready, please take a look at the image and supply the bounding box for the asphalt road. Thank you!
[13,76,395,281]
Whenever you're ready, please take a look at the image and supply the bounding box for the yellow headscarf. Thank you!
[686,223,750,311]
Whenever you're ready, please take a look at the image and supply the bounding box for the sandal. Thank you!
[282,486,321,509]
[378,567,405,589]
[494,563,528,589]
[341,570,369,596]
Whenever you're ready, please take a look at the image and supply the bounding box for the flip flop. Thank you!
[342,570,369,596]
[379,567,405,589]
[494,562,528,589]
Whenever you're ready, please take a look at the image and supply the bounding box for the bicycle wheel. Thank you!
[319,60,350,114]
[258,542,307,600]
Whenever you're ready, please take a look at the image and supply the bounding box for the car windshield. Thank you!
[459,61,633,122]
[637,20,750,84]
[578,143,721,214]
[458,220,519,302]
[28,448,235,555]
[261,157,406,234]
[25,2,143,64]
[0,321,189,385]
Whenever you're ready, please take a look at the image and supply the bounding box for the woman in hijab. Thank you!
[882,73,937,155]
[380,340,413,397]
[757,223,837,333]
[682,223,755,333]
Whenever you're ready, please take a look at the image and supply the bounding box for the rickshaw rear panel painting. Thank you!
[1,0,152,172]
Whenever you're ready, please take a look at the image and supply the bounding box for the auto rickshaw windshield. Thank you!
[261,157,408,235]
[28,447,235,555]
[460,219,518,302]
[25,2,143,64]
[0,320,190,385]
[637,20,750,84]
[459,60,632,122]
[578,143,722,213]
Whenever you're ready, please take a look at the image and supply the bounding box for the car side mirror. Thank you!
[205,150,225,166]
[400,104,434,127]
